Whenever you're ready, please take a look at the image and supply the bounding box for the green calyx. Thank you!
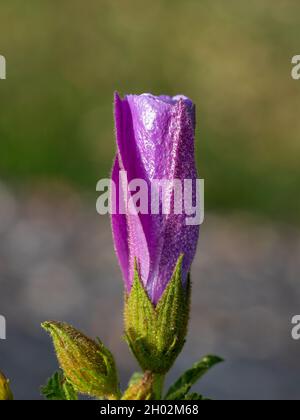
[41,321,120,400]
[124,255,190,374]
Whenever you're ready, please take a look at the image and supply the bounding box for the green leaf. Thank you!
[127,372,144,387]
[184,393,210,400]
[41,370,78,400]
[165,355,223,400]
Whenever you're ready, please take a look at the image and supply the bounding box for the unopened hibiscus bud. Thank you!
[0,371,13,400]
[42,321,120,400]
[111,93,199,373]
[112,93,199,305]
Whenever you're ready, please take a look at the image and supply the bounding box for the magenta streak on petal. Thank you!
[112,93,150,291]
[111,158,130,291]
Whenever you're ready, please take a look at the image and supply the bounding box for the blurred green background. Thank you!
[1,0,299,223]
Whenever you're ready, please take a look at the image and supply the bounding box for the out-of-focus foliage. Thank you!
[0,0,299,222]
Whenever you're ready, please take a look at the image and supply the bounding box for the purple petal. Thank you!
[111,158,130,291]
[113,94,150,292]
[112,92,200,304]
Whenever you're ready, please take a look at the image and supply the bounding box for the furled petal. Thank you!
[112,95,150,292]
[112,92,200,304]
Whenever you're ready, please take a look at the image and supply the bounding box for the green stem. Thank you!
[152,374,165,400]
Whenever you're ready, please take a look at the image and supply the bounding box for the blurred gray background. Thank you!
[0,0,300,400]
[0,183,299,400]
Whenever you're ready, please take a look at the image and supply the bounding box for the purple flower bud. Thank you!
[111,93,200,305]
